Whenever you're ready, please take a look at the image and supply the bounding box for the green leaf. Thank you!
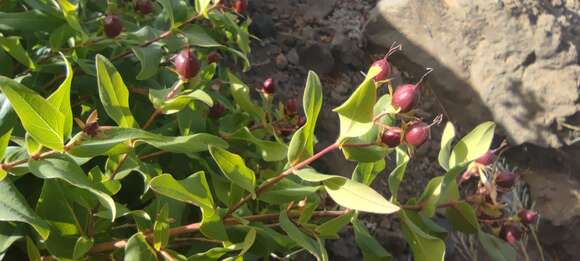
[196,0,212,17]
[181,25,222,47]
[26,237,41,261]
[478,231,517,261]
[259,179,320,204]
[201,208,228,241]
[158,0,175,28]
[47,53,74,138]
[279,210,326,260]
[229,127,287,162]
[149,172,214,210]
[239,228,257,256]
[296,169,399,214]
[288,71,323,164]
[316,211,354,239]
[324,178,400,214]
[352,159,386,186]
[56,0,83,33]
[0,12,63,32]
[445,202,479,233]
[0,36,36,69]
[133,44,163,80]
[400,210,445,261]
[449,121,495,168]
[438,122,456,171]
[388,147,410,202]
[153,204,170,250]
[150,88,213,114]
[209,146,256,196]
[28,154,117,221]
[125,232,157,261]
[352,218,392,261]
[0,179,50,239]
[49,24,75,49]
[0,223,24,254]
[333,72,377,139]
[36,180,85,236]
[95,54,137,128]
[73,236,93,259]
[68,127,227,157]
[0,76,64,151]
[0,94,14,181]
[226,70,264,119]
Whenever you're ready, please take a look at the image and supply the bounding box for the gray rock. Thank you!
[275,53,288,69]
[287,48,299,65]
[304,0,336,20]
[365,0,580,148]
[298,43,335,74]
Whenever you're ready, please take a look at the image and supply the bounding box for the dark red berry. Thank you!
[135,0,153,14]
[499,224,521,245]
[518,209,538,225]
[262,78,275,94]
[405,122,429,147]
[371,58,391,81]
[392,84,419,113]
[234,0,247,13]
[207,52,221,64]
[381,128,402,147]
[209,102,226,118]
[104,15,123,38]
[285,98,299,116]
[174,49,200,80]
[495,171,517,188]
[476,150,494,165]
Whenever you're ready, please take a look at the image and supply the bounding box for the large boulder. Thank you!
[365,0,580,148]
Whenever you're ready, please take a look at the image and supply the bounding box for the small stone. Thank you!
[287,48,299,65]
[275,53,288,69]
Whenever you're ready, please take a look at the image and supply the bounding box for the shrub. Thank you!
[0,1,536,260]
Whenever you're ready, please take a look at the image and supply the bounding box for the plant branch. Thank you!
[225,142,340,217]
[89,209,348,254]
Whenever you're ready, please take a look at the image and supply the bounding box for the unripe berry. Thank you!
[104,15,123,38]
[405,122,429,147]
[207,52,221,64]
[392,84,418,113]
[495,171,517,188]
[499,224,521,245]
[381,128,402,147]
[234,0,247,13]
[135,0,153,14]
[371,58,391,81]
[262,78,275,94]
[285,98,298,116]
[476,150,494,165]
[518,209,538,225]
[174,49,200,80]
[209,102,226,118]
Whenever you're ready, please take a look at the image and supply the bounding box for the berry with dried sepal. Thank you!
[207,52,221,64]
[174,49,200,80]
[499,224,522,244]
[209,102,226,118]
[285,98,298,116]
[381,127,402,147]
[405,122,430,147]
[518,209,538,225]
[371,58,391,81]
[476,150,494,165]
[234,0,247,13]
[495,171,518,188]
[262,78,275,94]
[392,84,418,113]
[104,15,123,38]
[135,0,153,14]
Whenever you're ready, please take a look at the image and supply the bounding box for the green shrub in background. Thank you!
[0,0,537,260]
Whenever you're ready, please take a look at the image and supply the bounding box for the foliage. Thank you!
[0,0,529,260]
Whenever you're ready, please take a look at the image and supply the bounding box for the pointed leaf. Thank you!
[0,76,64,151]
[438,122,456,171]
[288,71,322,164]
[149,173,214,210]
[449,122,495,168]
[73,236,93,259]
[352,218,392,261]
[133,44,163,80]
[0,180,50,239]
[95,54,137,128]
[209,146,256,196]
[316,211,354,238]
[229,127,287,162]
[0,36,35,69]
[125,232,157,261]
[388,147,410,202]
[47,53,74,138]
[279,211,325,260]
[226,70,264,119]
[333,71,377,139]
[324,178,399,214]
[400,210,445,261]
[478,231,517,261]
[28,154,116,221]
[56,0,83,33]
[445,202,479,233]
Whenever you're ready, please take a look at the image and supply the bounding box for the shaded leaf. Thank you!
[229,127,287,162]
[352,218,392,261]
[149,173,214,210]
[134,44,163,80]
[279,211,326,260]
[316,211,354,239]
[478,231,517,261]
[445,202,480,233]
[0,180,50,239]
[388,147,410,202]
[209,146,256,196]
[400,210,445,261]
[0,36,35,69]
[124,232,157,261]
